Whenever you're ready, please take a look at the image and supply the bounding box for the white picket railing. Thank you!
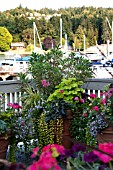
[0,80,22,111]
[0,78,113,111]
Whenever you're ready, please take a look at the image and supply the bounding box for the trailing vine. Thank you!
[54,118,63,145]
[37,113,54,150]
[48,119,55,144]
[85,123,97,147]
[8,135,16,163]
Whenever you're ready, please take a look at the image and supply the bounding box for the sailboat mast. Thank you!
[83,34,86,53]
[33,22,42,51]
[112,21,113,53]
[33,22,36,52]
[60,18,62,48]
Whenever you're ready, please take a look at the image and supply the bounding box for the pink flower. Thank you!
[100,99,106,104]
[54,164,62,170]
[93,150,112,163]
[93,143,113,163]
[41,79,50,87]
[28,161,39,170]
[12,103,22,109]
[92,106,99,111]
[8,102,13,107]
[51,144,65,155]
[99,143,113,156]
[80,99,84,103]
[59,90,64,93]
[29,144,64,170]
[90,94,97,98]
[8,103,22,109]
[83,113,88,117]
[42,144,65,155]
[42,144,51,152]
[74,97,79,101]
[31,147,39,158]
[38,152,57,170]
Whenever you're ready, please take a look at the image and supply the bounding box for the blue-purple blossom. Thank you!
[72,143,86,152]
[98,164,107,170]
[83,151,98,162]
[89,114,107,137]
[64,149,73,158]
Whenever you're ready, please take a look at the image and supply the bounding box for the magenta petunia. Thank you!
[93,143,113,163]
[7,102,13,107]
[93,150,112,163]
[80,99,84,103]
[90,94,97,98]
[100,99,106,104]
[31,147,39,158]
[59,90,64,93]
[92,106,99,111]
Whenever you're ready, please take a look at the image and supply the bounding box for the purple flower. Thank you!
[72,143,86,152]
[99,164,107,170]
[64,149,72,158]
[21,121,25,126]
[83,151,98,162]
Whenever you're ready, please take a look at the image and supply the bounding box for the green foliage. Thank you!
[21,85,41,109]
[0,6,113,48]
[0,94,14,134]
[48,78,84,103]
[70,114,88,143]
[32,108,54,149]
[69,54,94,81]
[37,113,54,149]
[0,27,12,51]
[25,44,34,52]
[69,92,89,143]
[22,28,34,45]
[13,34,21,42]
[28,48,65,99]
[8,136,16,163]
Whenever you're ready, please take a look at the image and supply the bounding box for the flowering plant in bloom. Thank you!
[11,111,34,144]
[0,99,23,134]
[87,85,113,137]
[41,79,50,88]
[93,142,113,170]
[28,144,65,170]
[93,142,113,163]
[60,143,106,170]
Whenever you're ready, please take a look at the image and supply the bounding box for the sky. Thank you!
[0,0,113,12]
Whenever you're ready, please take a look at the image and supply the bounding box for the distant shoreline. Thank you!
[0,49,32,55]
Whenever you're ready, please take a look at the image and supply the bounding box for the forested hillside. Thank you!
[0,5,113,50]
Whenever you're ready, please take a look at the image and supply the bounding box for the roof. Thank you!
[11,42,25,47]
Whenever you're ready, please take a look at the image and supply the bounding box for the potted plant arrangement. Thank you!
[85,84,113,144]
[0,93,23,166]
[18,48,93,150]
[0,93,13,166]
[0,91,35,167]
[46,77,85,148]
